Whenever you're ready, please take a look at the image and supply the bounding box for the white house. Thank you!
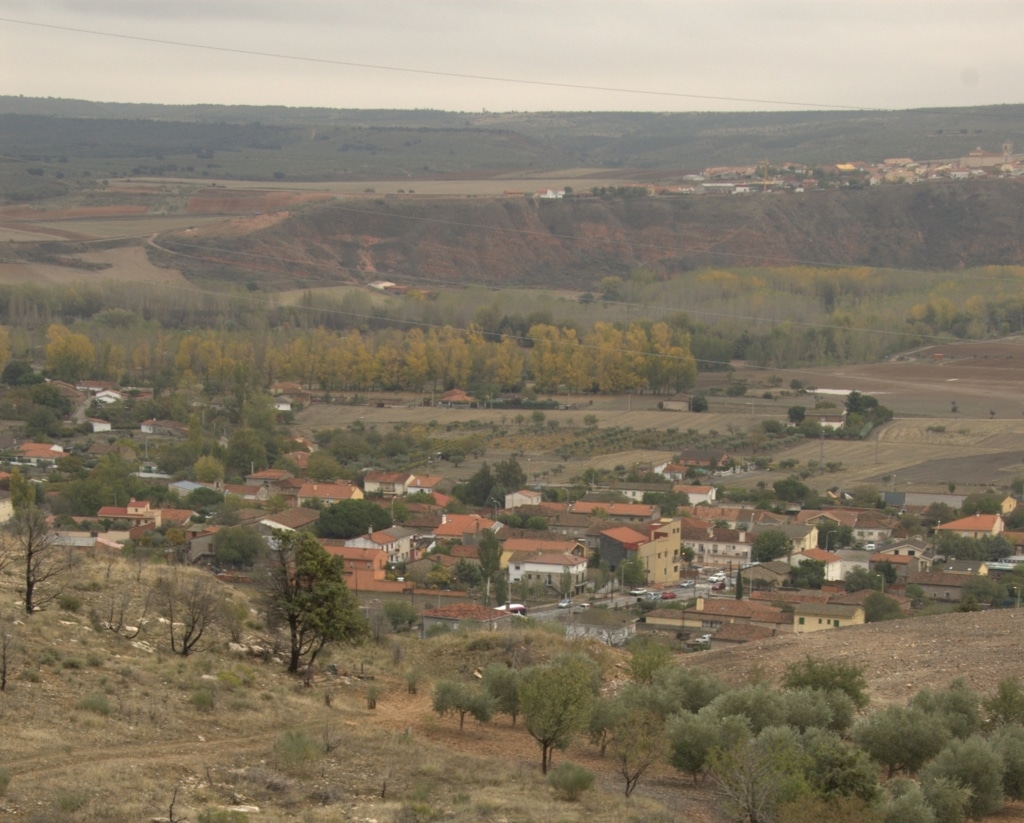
[507,550,589,595]
[505,489,542,509]
[87,418,112,433]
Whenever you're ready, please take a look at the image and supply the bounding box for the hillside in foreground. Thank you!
[4,556,1024,822]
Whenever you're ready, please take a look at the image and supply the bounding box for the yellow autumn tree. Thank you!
[45,323,95,382]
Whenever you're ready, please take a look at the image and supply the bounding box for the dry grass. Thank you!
[0,557,684,823]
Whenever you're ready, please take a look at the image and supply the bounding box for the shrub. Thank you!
[274,730,320,773]
[547,761,594,801]
[77,694,111,716]
[56,789,88,812]
[191,688,215,712]
[62,657,84,670]
[198,810,249,823]
[58,593,83,613]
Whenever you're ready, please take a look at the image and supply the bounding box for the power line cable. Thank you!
[0,16,868,112]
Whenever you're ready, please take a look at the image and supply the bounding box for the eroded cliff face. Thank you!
[174,180,1024,288]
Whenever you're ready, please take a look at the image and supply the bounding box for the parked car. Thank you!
[712,581,726,591]
[708,573,726,584]
[696,634,712,644]
[643,591,660,601]
[557,598,573,608]
[660,590,677,600]
[574,602,591,612]
[679,580,696,589]
[629,587,648,596]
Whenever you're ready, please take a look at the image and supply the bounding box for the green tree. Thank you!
[306,451,342,482]
[800,727,880,804]
[382,599,418,632]
[773,476,811,503]
[520,654,599,774]
[706,684,787,735]
[620,553,647,587]
[264,531,367,674]
[984,677,1024,728]
[920,736,1005,819]
[668,709,750,782]
[432,680,494,730]
[845,566,883,593]
[783,656,869,710]
[909,679,981,740]
[493,458,527,491]
[611,706,667,797]
[316,499,392,539]
[481,662,521,725]
[193,455,225,483]
[477,529,503,606]
[991,724,1024,801]
[864,591,903,622]
[225,427,268,475]
[452,557,482,589]
[752,530,791,562]
[852,704,950,778]
[212,525,265,569]
[792,559,825,589]
[626,636,672,685]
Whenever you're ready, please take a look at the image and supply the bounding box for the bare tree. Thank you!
[10,504,66,614]
[101,582,152,639]
[0,615,15,692]
[156,570,223,656]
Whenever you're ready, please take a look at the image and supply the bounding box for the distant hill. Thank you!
[159,180,1024,289]
[2,97,1024,174]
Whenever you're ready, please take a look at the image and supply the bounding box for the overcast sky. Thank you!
[1,1,1022,113]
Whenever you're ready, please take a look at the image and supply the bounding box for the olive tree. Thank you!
[520,654,599,774]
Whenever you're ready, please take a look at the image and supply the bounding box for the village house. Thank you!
[793,602,865,633]
[935,514,1004,539]
[140,419,188,437]
[258,507,320,535]
[86,417,112,433]
[17,442,64,465]
[505,489,543,509]
[507,549,589,596]
[741,560,793,590]
[907,570,974,603]
[789,548,844,581]
[362,471,416,498]
[296,482,363,507]
[245,468,293,487]
[420,604,511,636]
[97,498,162,528]
[569,500,659,523]
[673,484,716,505]
[405,474,449,499]
[682,526,752,571]
[749,523,819,555]
[320,542,388,591]
[342,526,418,565]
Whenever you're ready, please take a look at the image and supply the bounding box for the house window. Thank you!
[834,620,840,627]
[798,617,805,625]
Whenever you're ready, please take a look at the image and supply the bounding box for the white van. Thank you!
[495,603,528,617]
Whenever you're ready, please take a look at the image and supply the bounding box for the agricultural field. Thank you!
[292,335,1024,496]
